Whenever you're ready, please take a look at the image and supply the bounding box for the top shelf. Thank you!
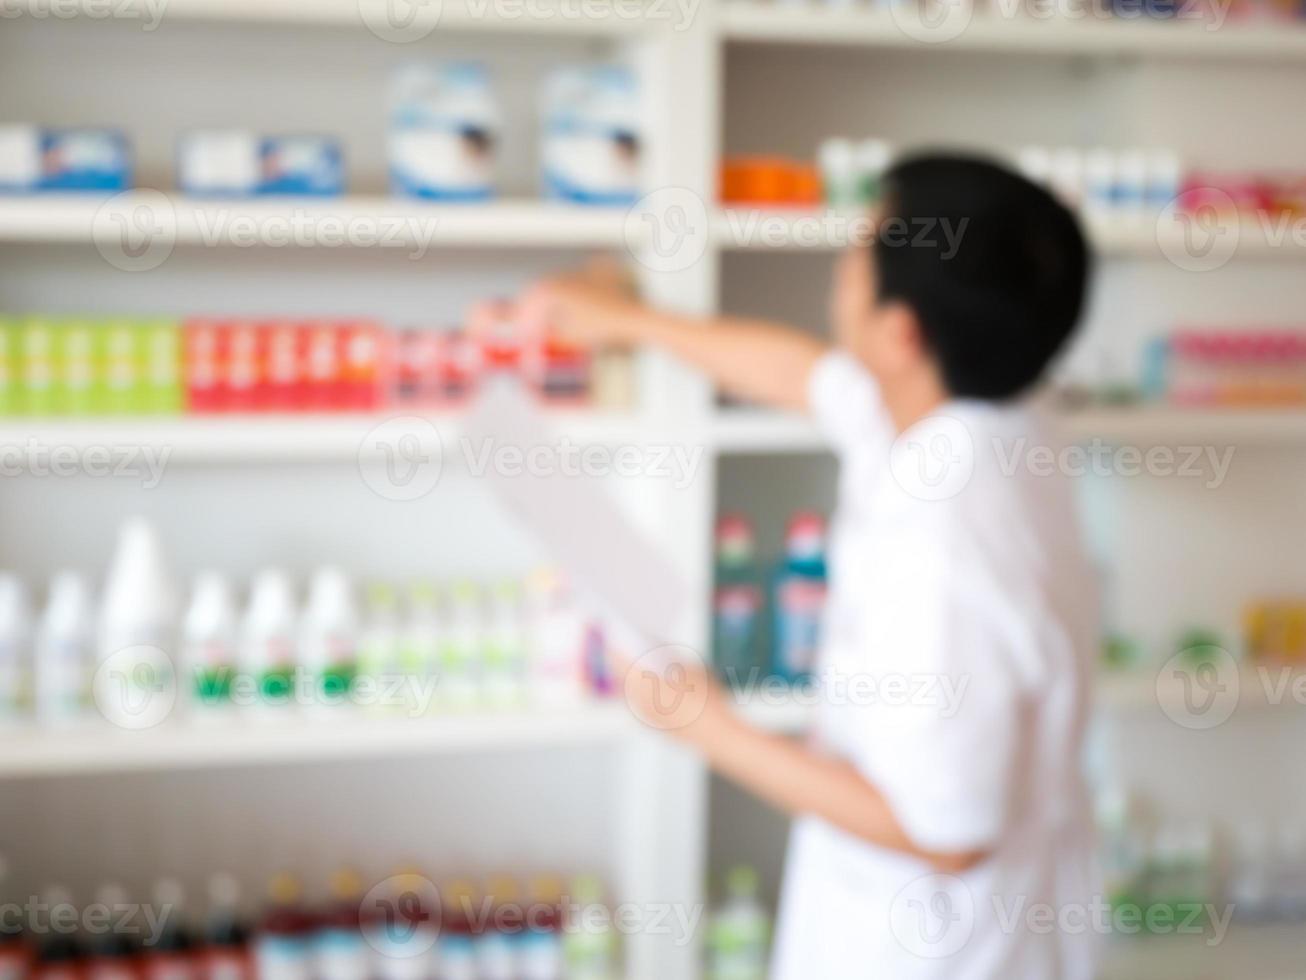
[719,3,1306,60]
[7,0,661,35]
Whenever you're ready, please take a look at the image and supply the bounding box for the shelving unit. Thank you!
[720,3,1306,58]
[4,5,1306,979]
[0,195,636,250]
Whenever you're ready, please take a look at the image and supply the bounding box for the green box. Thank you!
[20,317,58,417]
[99,318,142,415]
[0,318,16,416]
[140,319,182,415]
[56,318,98,416]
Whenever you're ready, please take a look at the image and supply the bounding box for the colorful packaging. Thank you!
[259,136,344,197]
[19,318,57,416]
[541,66,640,206]
[712,515,765,688]
[389,63,499,201]
[38,128,131,192]
[771,512,827,685]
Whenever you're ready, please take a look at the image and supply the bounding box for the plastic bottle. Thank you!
[389,63,500,202]
[561,876,614,980]
[439,581,483,711]
[34,572,92,726]
[299,568,359,711]
[366,871,437,980]
[143,878,196,980]
[314,870,369,980]
[475,877,519,980]
[854,139,892,206]
[706,867,769,980]
[198,875,250,980]
[818,139,858,212]
[712,516,764,690]
[0,574,32,724]
[0,857,32,980]
[253,874,313,980]
[771,513,827,685]
[399,581,440,717]
[84,883,138,980]
[97,518,177,720]
[432,880,477,980]
[238,571,298,711]
[483,582,526,709]
[518,877,563,980]
[357,584,401,714]
[524,569,584,708]
[181,574,238,715]
[31,887,82,980]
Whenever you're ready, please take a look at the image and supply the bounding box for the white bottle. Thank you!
[299,567,359,715]
[817,138,858,212]
[239,569,298,714]
[440,581,482,711]
[483,580,526,709]
[707,867,769,980]
[854,139,892,206]
[0,574,31,725]
[525,569,585,708]
[401,581,441,716]
[182,572,239,719]
[96,518,176,728]
[34,571,92,727]
[1082,148,1116,216]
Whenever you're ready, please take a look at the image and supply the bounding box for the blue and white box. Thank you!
[259,135,344,196]
[541,66,640,207]
[179,131,345,197]
[389,63,500,202]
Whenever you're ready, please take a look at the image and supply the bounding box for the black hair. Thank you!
[872,153,1090,401]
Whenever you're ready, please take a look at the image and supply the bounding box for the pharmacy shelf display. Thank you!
[5,6,1306,980]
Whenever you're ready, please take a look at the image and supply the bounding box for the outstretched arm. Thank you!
[475,268,829,413]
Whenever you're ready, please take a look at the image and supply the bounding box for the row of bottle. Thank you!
[711,513,828,688]
[0,518,612,726]
[0,316,635,418]
[1097,790,1306,925]
[1015,145,1182,217]
[0,869,619,980]
[1141,329,1306,407]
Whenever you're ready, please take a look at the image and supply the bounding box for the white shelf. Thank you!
[716,208,1306,260]
[1056,406,1306,446]
[0,411,651,463]
[5,0,658,34]
[712,406,1306,455]
[0,703,635,779]
[1097,665,1306,714]
[0,195,633,250]
[720,3,1306,60]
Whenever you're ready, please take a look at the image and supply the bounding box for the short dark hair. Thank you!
[873,153,1089,401]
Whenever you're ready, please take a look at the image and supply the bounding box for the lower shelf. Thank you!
[0,702,634,778]
[1100,922,1305,980]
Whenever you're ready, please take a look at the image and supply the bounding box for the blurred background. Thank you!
[2,0,1306,978]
